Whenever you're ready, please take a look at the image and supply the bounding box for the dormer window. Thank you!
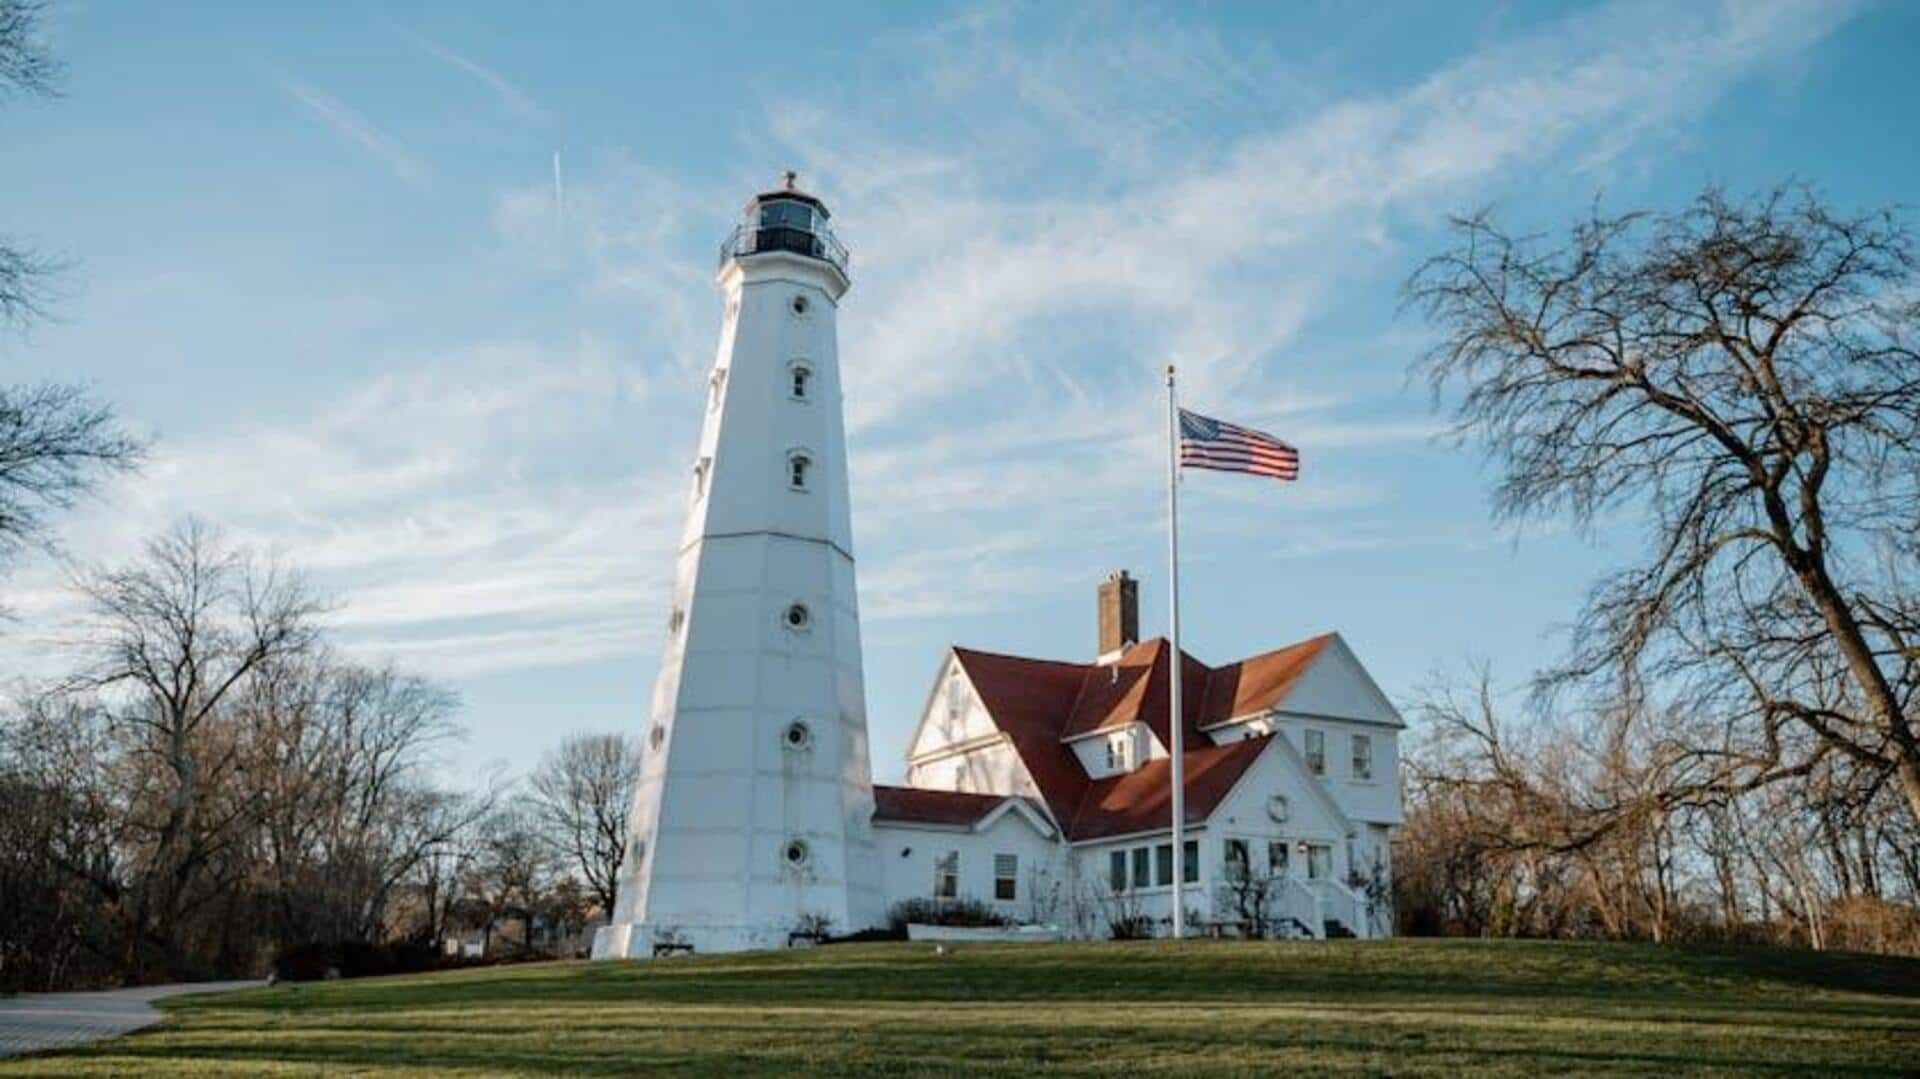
[1104,731,1134,772]
[789,361,813,400]
[787,450,812,490]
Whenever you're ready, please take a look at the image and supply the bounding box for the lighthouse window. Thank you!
[761,200,813,230]
[788,452,812,490]
[789,294,810,316]
[692,457,710,500]
[783,839,811,869]
[782,720,814,751]
[707,368,726,411]
[783,603,812,631]
[789,362,813,400]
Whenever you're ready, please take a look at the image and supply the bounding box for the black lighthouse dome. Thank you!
[719,171,849,276]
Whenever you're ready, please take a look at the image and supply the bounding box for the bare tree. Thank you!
[72,519,323,976]
[527,732,641,918]
[2,0,62,326]
[0,384,144,576]
[464,803,553,955]
[1408,184,1920,826]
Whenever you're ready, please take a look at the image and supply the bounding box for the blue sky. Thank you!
[6,0,1916,785]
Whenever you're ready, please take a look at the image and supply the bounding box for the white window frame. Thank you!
[1307,843,1333,881]
[1304,728,1326,776]
[788,359,814,401]
[787,450,812,491]
[1352,733,1373,781]
[993,854,1018,901]
[1224,837,1251,883]
[933,851,959,899]
[1104,730,1134,773]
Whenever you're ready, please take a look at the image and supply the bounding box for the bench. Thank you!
[651,941,694,957]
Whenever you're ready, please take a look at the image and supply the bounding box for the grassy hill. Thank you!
[5,940,1916,1076]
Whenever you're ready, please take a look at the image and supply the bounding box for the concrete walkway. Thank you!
[0,980,264,1059]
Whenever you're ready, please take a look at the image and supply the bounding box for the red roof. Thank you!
[872,786,1026,829]
[1068,737,1271,840]
[946,634,1334,841]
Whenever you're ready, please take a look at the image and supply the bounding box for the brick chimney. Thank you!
[1097,570,1139,662]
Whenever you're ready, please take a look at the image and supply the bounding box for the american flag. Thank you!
[1178,408,1299,481]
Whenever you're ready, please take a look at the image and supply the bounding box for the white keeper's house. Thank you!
[595,178,1401,959]
[873,570,1403,941]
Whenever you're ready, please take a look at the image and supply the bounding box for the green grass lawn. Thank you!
[5,940,1917,1076]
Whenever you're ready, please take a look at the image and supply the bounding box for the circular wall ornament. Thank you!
[1266,794,1290,823]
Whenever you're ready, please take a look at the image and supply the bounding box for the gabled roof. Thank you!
[949,647,1090,828]
[947,633,1345,842]
[1198,633,1335,726]
[1068,735,1272,841]
[872,786,1033,829]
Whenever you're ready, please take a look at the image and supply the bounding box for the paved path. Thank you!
[0,980,264,1059]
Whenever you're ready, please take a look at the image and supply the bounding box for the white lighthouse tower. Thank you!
[594,176,883,958]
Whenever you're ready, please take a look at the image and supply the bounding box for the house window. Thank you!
[787,451,812,490]
[1155,844,1173,887]
[1307,844,1332,881]
[1184,840,1199,884]
[1108,850,1128,893]
[1305,729,1326,776]
[789,362,813,400]
[933,851,959,898]
[1104,731,1133,772]
[994,854,1018,901]
[1352,734,1373,780]
[1268,841,1290,877]
[1131,847,1151,889]
[1224,838,1250,883]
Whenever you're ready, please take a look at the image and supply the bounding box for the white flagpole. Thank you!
[1166,364,1185,941]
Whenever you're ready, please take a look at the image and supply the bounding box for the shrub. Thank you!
[1107,914,1156,940]
[886,897,1008,933]
[270,940,532,982]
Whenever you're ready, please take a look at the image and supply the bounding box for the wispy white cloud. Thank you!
[264,66,431,188]
[403,31,541,118]
[5,0,1857,693]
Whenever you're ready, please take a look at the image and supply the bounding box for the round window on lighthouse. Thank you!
[789,293,811,317]
[782,719,814,751]
[783,839,811,869]
[782,603,812,632]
